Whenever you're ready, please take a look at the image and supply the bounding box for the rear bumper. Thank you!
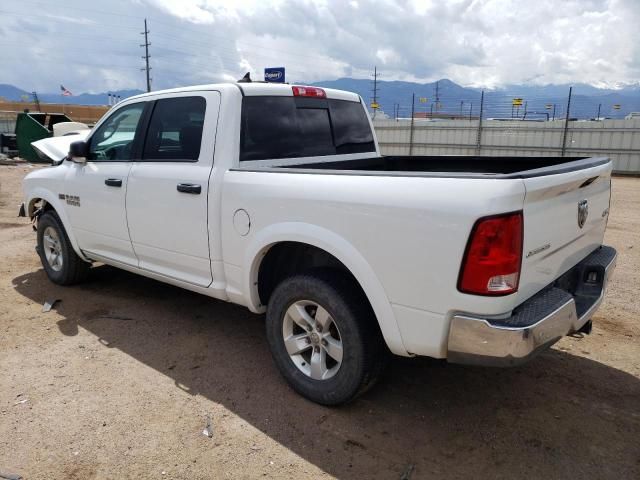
[447,245,617,367]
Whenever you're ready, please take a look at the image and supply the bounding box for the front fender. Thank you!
[243,222,409,356]
[25,187,89,262]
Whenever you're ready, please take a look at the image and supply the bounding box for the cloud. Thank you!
[0,0,638,94]
[41,13,97,25]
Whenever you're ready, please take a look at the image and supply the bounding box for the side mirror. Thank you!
[69,140,88,163]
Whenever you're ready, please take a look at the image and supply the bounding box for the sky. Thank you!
[1,0,639,93]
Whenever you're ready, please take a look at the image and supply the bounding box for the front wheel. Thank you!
[265,271,387,405]
[37,211,90,285]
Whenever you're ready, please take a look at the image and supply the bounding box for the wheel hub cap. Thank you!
[282,300,343,380]
[42,226,63,272]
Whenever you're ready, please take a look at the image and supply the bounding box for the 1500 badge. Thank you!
[59,193,80,207]
[526,243,551,258]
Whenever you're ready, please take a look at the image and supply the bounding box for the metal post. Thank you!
[552,104,556,121]
[561,87,573,157]
[31,92,40,112]
[409,93,415,156]
[371,66,379,120]
[596,103,601,120]
[475,90,484,156]
[469,102,473,120]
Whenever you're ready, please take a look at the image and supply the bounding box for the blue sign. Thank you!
[264,67,285,83]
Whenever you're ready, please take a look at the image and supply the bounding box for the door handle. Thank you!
[105,178,122,187]
[177,183,202,194]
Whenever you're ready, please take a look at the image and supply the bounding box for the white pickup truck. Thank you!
[19,82,617,405]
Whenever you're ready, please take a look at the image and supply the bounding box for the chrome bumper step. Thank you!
[447,245,617,367]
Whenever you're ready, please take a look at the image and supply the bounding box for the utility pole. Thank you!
[409,93,415,156]
[434,81,440,112]
[371,66,380,119]
[596,103,601,120]
[141,18,152,92]
[475,90,484,155]
[561,87,573,157]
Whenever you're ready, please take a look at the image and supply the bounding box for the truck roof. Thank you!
[124,82,361,103]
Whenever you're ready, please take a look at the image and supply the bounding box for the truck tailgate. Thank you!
[518,160,612,303]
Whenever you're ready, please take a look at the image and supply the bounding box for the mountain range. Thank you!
[311,78,640,120]
[0,84,144,107]
[2,78,639,119]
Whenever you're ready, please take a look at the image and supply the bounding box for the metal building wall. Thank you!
[373,119,640,173]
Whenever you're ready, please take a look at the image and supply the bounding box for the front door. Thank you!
[64,101,147,266]
[126,92,220,287]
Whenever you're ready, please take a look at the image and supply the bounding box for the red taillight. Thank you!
[458,211,523,296]
[292,86,326,98]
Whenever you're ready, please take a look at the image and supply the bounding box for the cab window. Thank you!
[88,103,145,161]
[142,96,206,162]
[240,97,375,161]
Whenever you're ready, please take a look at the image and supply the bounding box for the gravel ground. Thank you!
[0,164,639,479]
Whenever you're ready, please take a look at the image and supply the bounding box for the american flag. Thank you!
[60,84,73,96]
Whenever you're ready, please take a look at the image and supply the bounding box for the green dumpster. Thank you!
[15,112,73,162]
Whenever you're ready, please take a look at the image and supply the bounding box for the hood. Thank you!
[31,130,90,163]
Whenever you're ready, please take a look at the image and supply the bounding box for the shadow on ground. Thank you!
[12,266,640,479]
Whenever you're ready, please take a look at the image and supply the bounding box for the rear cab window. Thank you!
[240,95,375,162]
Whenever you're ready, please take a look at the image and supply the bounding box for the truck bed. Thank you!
[239,155,610,179]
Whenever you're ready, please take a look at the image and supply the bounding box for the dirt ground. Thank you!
[0,164,638,480]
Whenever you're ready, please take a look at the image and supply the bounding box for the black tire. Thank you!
[37,210,90,285]
[266,270,387,405]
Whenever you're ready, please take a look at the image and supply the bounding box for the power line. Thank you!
[141,18,152,92]
[1,21,349,85]
[0,7,352,67]
[1,6,366,85]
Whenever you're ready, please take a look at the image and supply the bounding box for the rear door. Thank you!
[126,92,220,287]
[518,160,612,303]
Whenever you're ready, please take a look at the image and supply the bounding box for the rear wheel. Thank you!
[266,270,387,405]
[37,211,90,285]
